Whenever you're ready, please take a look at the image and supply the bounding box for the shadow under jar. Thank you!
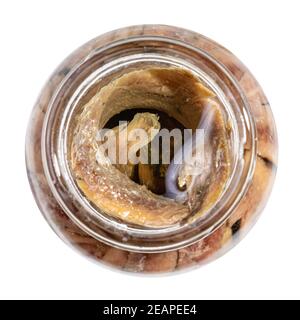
[26,25,277,274]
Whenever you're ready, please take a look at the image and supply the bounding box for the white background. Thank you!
[0,0,299,300]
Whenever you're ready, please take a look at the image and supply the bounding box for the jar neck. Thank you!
[41,37,256,253]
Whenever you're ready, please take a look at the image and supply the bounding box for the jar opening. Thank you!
[41,38,256,252]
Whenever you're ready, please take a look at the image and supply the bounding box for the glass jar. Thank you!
[26,25,277,273]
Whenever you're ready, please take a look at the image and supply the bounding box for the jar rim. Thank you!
[41,29,257,253]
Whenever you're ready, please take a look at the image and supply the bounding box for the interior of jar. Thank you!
[68,66,234,229]
[104,108,186,194]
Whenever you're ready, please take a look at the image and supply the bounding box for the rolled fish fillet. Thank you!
[71,67,231,228]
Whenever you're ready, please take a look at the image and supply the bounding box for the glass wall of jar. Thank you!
[26,25,277,273]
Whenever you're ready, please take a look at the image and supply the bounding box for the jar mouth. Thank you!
[41,36,256,253]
